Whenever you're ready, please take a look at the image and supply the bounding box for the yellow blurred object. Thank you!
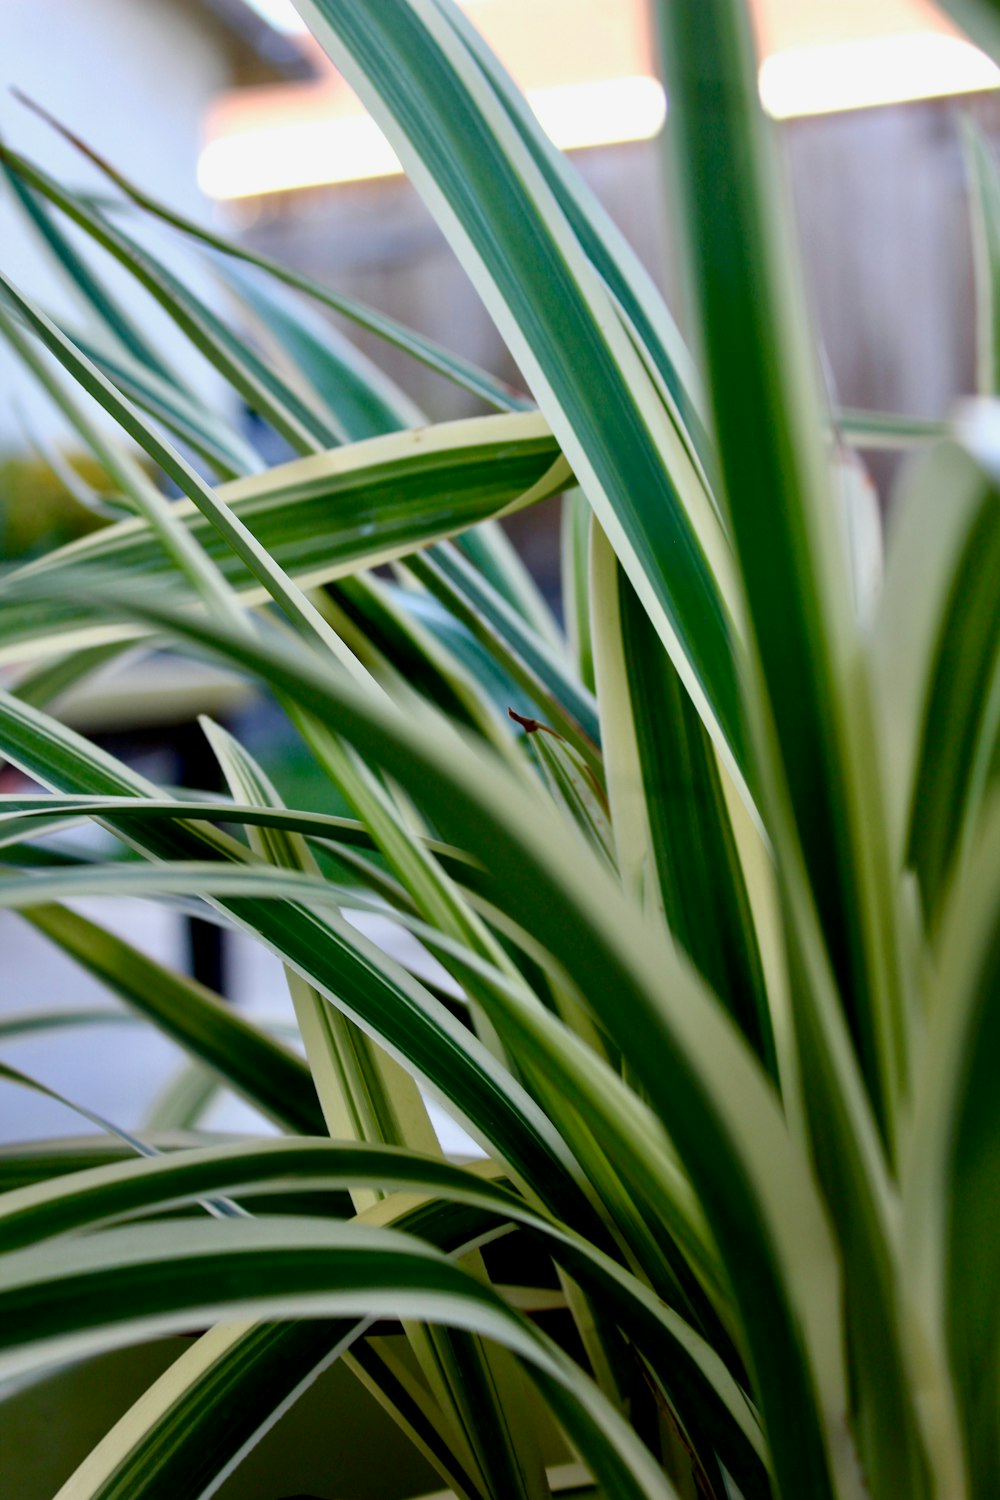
[0,451,111,560]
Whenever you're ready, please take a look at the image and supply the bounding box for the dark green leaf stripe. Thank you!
[0,794,473,870]
[880,432,1000,933]
[906,794,1000,1497]
[906,469,1000,928]
[431,0,716,478]
[653,6,924,1493]
[613,559,774,1073]
[653,0,908,1135]
[0,1135,224,1196]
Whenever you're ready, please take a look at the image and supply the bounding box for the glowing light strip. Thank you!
[759,33,1000,120]
[199,115,401,197]
[200,32,1000,200]
[198,75,666,199]
[532,75,666,150]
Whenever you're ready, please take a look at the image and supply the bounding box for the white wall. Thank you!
[0,0,235,453]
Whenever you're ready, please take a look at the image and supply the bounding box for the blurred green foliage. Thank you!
[0,451,108,559]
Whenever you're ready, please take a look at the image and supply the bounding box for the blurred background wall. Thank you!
[0,0,314,447]
[0,2,995,588]
[3,2,996,469]
[1,0,998,569]
[233,87,997,587]
[234,89,986,426]
[197,0,994,429]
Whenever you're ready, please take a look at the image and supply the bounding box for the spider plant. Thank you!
[0,0,998,1495]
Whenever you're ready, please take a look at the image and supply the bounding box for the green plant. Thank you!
[0,451,108,557]
[0,0,998,1495]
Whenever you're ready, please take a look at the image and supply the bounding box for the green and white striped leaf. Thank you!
[0,1216,682,1500]
[0,412,569,663]
[837,409,951,452]
[294,0,749,810]
[0,149,341,452]
[5,98,522,412]
[652,9,933,1495]
[0,152,179,386]
[590,527,774,1072]
[213,253,424,443]
[878,422,1000,929]
[21,577,856,1499]
[65,323,263,480]
[202,715,439,1169]
[903,792,1000,1499]
[0,1141,761,1487]
[0,687,595,1231]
